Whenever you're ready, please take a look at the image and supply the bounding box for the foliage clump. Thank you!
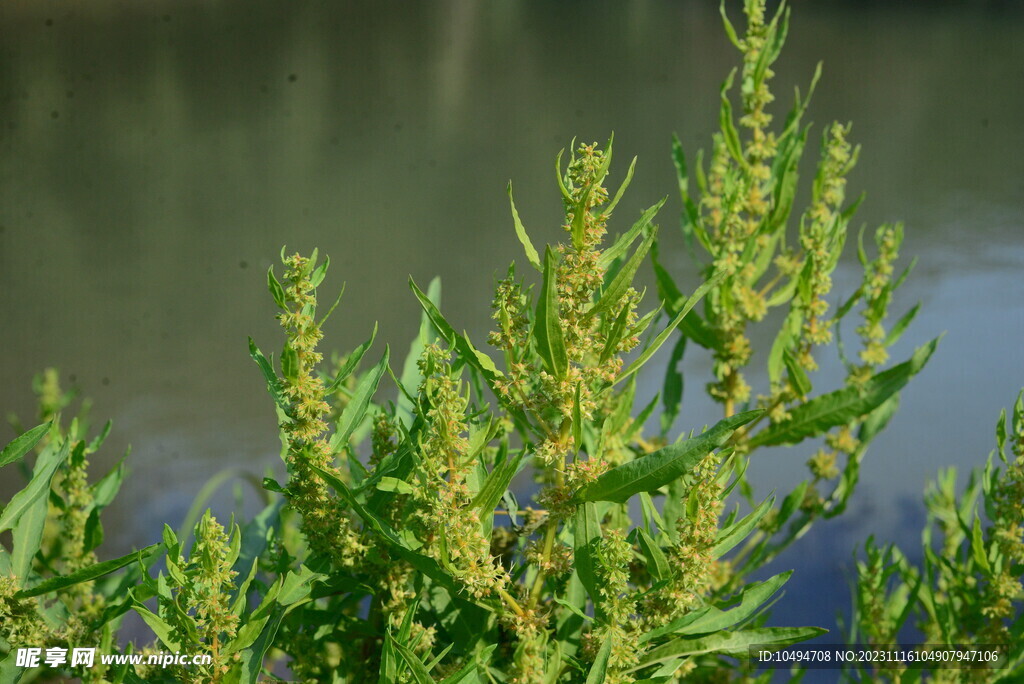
[0,1,1018,683]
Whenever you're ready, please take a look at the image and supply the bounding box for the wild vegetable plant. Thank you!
[847,392,1024,683]
[0,1,1017,683]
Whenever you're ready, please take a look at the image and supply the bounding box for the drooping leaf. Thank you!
[750,337,939,447]
[248,338,290,413]
[574,411,761,504]
[632,627,827,671]
[17,544,161,599]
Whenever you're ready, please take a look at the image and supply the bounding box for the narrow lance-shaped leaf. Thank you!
[586,631,613,684]
[750,337,940,447]
[0,438,70,533]
[508,182,542,272]
[409,278,505,388]
[641,570,794,643]
[617,270,725,384]
[590,224,659,320]
[632,627,827,671]
[19,544,161,599]
[325,322,378,396]
[248,338,290,413]
[713,494,775,559]
[574,410,761,504]
[534,246,569,378]
[267,266,287,310]
[330,346,390,451]
[0,422,52,469]
[633,527,671,581]
[573,502,603,610]
[599,197,666,270]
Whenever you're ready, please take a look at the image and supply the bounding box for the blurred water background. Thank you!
[1,0,1022,676]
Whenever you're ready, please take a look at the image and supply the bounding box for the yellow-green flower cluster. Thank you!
[854,223,903,375]
[277,252,367,568]
[979,395,1024,641]
[703,0,789,412]
[180,512,240,682]
[414,344,507,600]
[490,141,641,470]
[738,0,777,219]
[796,122,854,370]
[591,528,640,680]
[645,452,724,627]
[0,575,56,648]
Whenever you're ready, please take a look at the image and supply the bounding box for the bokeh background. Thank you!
[2,0,1023,674]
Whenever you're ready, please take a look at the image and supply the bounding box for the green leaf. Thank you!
[280,343,299,381]
[783,350,812,398]
[267,266,287,310]
[133,600,182,652]
[719,0,742,49]
[713,494,775,559]
[508,182,542,272]
[634,527,671,581]
[591,225,659,321]
[575,411,761,504]
[17,544,160,599]
[768,310,802,387]
[599,197,666,270]
[325,323,378,396]
[884,303,921,348]
[605,155,637,217]
[617,270,724,384]
[643,571,793,643]
[660,335,687,437]
[398,277,441,427]
[555,148,571,202]
[330,346,390,451]
[750,337,940,447]
[309,254,330,288]
[377,477,416,495]
[586,631,613,684]
[472,451,525,533]
[0,422,52,469]
[248,338,290,413]
[535,246,569,378]
[0,438,70,533]
[633,627,826,671]
[439,644,497,684]
[553,596,593,623]
[409,278,505,389]
[390,635,435,684]
[971,513,991,575]
[719,70,745,166]
[573,502,604,609]
[11,478,49,585]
